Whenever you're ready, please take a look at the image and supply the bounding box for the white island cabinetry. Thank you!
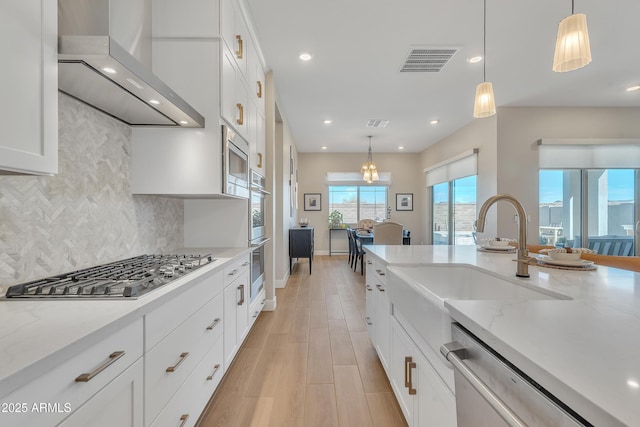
[0,1,57,175]
[365,250,456,427]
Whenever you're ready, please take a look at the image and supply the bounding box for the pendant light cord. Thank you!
[483,0,487,82]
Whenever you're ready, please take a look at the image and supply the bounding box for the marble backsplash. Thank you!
[0,94,183,291]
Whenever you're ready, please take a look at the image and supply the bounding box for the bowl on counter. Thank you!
[540,247,595,261]
[482,238,514,248]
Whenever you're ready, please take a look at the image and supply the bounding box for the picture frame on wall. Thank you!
[304,193,321,211]
[396,193,413,211]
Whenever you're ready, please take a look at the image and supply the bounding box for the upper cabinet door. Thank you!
[0,1,58,175]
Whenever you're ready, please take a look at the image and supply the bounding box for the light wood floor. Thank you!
[197,255,408,427]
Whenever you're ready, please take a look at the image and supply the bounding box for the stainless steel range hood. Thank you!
[58,0,204,128]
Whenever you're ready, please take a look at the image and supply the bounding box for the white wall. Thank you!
[496,107,640,241]
[417,107,640,245]
[297,152,422,254]
[419,116,498,241]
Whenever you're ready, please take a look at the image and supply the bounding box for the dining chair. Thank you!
[357,218,375,229]
[346,227,355,266]
[351,228,366,274]
[373,221,403,245]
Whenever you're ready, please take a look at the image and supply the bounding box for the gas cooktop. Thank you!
[3,254,214,299]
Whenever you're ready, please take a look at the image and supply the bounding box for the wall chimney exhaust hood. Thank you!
[58,0,204,128]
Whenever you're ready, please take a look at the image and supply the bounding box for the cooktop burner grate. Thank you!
[4,254,214,299]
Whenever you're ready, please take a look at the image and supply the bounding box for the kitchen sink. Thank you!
[386,265,571,380]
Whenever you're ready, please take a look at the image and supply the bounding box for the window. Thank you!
[431,175,477,245]
[539,169,637,255]
[328,185,388,224]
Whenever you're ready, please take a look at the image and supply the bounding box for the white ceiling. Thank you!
[243,0,640,153]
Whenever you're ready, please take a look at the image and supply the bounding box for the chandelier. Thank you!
[361,136,379,183]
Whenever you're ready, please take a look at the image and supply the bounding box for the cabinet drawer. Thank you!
[146,268,223,351]
[248,289,266,327]
[1,318,143,427]
[145,293,223,424]
[223,254,250,287]
[150,337,224,427]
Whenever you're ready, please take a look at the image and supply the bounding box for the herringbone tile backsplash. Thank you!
[0,94,183,292]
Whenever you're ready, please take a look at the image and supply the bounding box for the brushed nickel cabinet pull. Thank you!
[242,261,250,267]
[228,269,238,276]
[405,356,417,395]
[235,35,243,59]
[206,318,221,330]
[237,284,245,305]
[179,414,189,427]
[376,284,385,292]
[75,351,125,382]
[236,103,244,125]
[376,269,386,276]
[206,364,221,381]
[166,352,189,372]
[365,316,372,326]
[365,285,372,291]
[257,80,263,98]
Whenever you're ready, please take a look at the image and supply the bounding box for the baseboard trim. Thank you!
[263,296,277,311]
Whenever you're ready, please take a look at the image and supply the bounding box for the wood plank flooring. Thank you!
[197,255,407,427]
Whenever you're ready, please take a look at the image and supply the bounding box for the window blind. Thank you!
[538,138,640,169]
[424,149,478,187]
[325,172,392,186]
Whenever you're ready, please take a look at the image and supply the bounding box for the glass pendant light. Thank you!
[473,0,496,118]
[553,0,592,72]
[361,136,379,184]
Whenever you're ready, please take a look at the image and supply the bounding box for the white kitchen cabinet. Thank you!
[389,315,456,427]
[0,1,57,175]
[248,100,266,173]
[365,257,391,372]
[221,45,250,140]
[1,318,143,427]
[223,254,251,369]
[57,358,143,427]
[248,289,266,328]
[220,0,250,79]
[131,40,224,196]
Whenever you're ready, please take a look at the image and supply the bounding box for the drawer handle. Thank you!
[376,269,385,276]
[365,285,372,291]
[75,351,125,382]
[257,153,263,168]
[257,80,263,98]
[237,284,245,306]
[376,284,385,292]
[253,310,259,318]
[365,316,372,326]
[179,414,189,427]
[366,260,372,265]
[206,364,221,381]
[404,356,416,395]
[236,103,244,125]
[261,299,265,305]
[166,352,189,373]
[242,261,250,267]
[206,318,221,330]
[235,35,243,59]
[228,269,238,276]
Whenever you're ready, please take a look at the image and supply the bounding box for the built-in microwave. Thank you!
[222,124,249,199]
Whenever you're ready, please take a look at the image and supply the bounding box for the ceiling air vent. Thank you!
[365,119,390,128]
[400,47,459,72]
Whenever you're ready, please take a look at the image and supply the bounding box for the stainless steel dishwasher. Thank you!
[441,323,593,427]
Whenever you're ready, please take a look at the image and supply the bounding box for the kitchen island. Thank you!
[364,244,640,427]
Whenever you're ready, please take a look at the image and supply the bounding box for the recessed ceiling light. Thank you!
[299,52,312,61]
[626,85,640,92]
[179,120,189,125]
[628,379,640,389]
[430,119,440,125]
[102,67,116,74]
[398,146,405,150]
[467,56,483,63]
[149,99,161,105]
[321,146,328,150]
[323,119,332,124]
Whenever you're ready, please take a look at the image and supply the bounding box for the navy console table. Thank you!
[289,226,314,274]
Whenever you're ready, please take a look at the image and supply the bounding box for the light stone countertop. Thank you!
[0,247,249,398]
[363,244,640,427]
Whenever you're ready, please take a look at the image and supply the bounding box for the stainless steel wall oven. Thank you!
[249,170,270,303]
